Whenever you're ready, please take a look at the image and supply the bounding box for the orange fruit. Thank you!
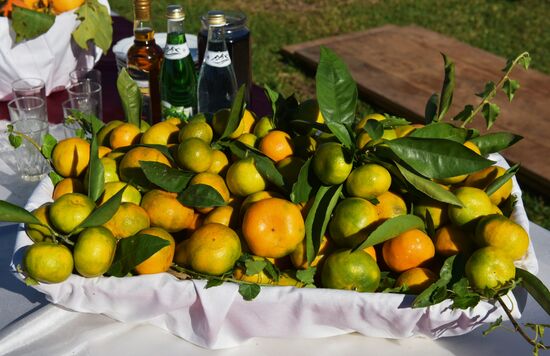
[103,202,150,239]
[312,142,352,185]
[118,146,172,188]
[448,187,493,229]
[96,120,124,147]
[413,198,448,229]
[140,189,194,232]
[290,234,331,269]
[109,123,142,149]
[97,181,141,206]
[382,229,435,273]
[465,246,515,291]
[178,118,214,144]
[176,137,212,173]
[189,172,230,213]
[74,226,117,277]
[345,164,391,199]
[225,157,267,197]
[321,249,380,292]
[239,190,282,219]
[140,121,179,145]
[52,177,85,200]
[51,137,90,178]
[464,166,513,206]
[375,191,407,221]
[252,116,275,138]
[474,214,529,260]
[395,267,437,294]
[134,227,175,274]
[206,149,230,176]
[23,242,73,283]
[328,197,379,248]
[98,146,112,158]
[235,133,257,148]
[203,205,238,228]
[242,198,305,258]
[48,192,95,234]
[51,0,84,13]
[179,223,242,275]
[434,224,474,257]
[25,203,54,243]
[258,130,294,163]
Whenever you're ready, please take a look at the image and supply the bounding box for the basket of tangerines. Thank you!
[0,0,111,100]
[2,49,548,350]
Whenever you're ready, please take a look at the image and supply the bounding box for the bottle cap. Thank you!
[166,4,185,20]
[134,0,151,20]
[207,10,226,26]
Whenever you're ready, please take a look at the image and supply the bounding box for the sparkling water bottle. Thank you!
[197,11,238,115]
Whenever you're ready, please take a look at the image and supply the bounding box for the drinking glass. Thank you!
[62,98,96,138]
[69,68,102,85]
[12,119,50,181]
[11,78,46,99]
[67,81,103,121]
[8,97,47,123]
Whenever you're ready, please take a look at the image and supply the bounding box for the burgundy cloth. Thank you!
[0,16,271,123]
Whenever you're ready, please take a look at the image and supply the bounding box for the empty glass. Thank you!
[8,96,47,123]
[11,78,46,99]
[69,68,102,85]
[67,81,103,121]
[12,119,50,181]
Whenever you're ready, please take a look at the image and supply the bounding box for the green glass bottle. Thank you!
[160,4,197,119]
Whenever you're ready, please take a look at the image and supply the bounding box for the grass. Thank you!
[111,0,550,229]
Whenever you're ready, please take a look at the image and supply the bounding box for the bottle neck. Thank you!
[206,25,227,51]
[167,18,185,36]
[134,10,155,43]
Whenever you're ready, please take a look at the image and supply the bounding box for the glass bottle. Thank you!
[160,5,197,119]
[127,0,164,124]
[197,11,238,115]
[198,11,251,102]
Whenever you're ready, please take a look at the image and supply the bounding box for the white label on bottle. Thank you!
[134,79,149,89]
[165,43,190,60]
[204,50,231,68]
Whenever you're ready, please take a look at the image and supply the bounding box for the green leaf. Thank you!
[409,122,468,143]
[263,259,280,281]
[501,193,518,218]
[12,7,55,42]
[228,141,285,188]
[41,134,57,160]
[221,85,246,139]
[178,184,226,208]
[238,283,261,301]
[502,79,520,102]
[413,255,456,308]
[49,171,64,186]
[205,278,224,288]
[245,259,267,276]
[451,277,480,309]
[516,268,550,315]
[8,134,22,149]
[380,115,411,128]
[0,200,40,225]
[77,184,125,229]
[395,162,463,206]
[140,161,193,193]
[354,215,425,251]
[305,184,343,264]
[519,54,531,70]
[117,68,142,127]
[485,164,519,196]
[264,85,280,119]
[364,119,383,141]
[482,316,503,336]
[316,47,356,148]
[452,104,474,122]
[476,81,496,99]
[87,135,104,202]
[290,158,317,204]
[387,137,495,179]
[296,267,317,285]
[72,0,113,52]
[481,102,500,130]
[107,234,170,277]
[425,93,439,124]
[469,132,523,155]
[437,53,455,122]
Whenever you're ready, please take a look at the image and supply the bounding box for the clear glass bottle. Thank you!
[127,0,164,124]
[160,5,197,119]
[197,11,238,115]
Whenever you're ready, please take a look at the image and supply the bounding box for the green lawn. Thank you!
[111,0,550,229]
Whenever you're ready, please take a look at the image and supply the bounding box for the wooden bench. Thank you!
[282,25,550,196]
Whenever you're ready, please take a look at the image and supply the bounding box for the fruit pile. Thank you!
[2,48,537,310]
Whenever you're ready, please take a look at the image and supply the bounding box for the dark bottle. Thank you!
[127,0,163,124]
[160,5,197,119]
[198,11,251,102]
[197,11,238,115]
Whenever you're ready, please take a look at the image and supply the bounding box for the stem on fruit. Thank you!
[496,295,549,351]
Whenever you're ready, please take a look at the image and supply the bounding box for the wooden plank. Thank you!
[282,25,550,196]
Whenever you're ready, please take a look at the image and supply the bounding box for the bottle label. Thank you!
[204,50,231,68]
[162,100,194,117]
[165,43,190,60]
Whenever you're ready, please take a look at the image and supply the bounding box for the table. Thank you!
[0,124,548,355]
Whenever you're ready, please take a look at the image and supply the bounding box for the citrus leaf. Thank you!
[12,7,55,42]
[117,68,142,127]
[228,141,285,188]
[354,214,425,251]
[476,81,496,99]
[437,53,455,122]
[482,102,500,130]
[483,316,503,336]
[263,85,279,120]
[221,85,246,139]
[107,234,170,277]
[205,278,224,288]
[316,47,356,149]
[49,171,63,186]
[485,164,519,196]
[238,283,261,301]
[502,79,520,102]
[380,115,411,128]
[296,267,317,285]
[519,54,531,70]
[77,184,125,229]
[290,158,318,204]
[245,259,267,276]
[41,134,57,160]
[305,184,343,264]
[140,161,193,193]
[450,277,480,309]
[425,93,438,124]
[87,134,104,203]
[469,132,523,155]
[395,162,463,207]
[72,0,113,52]
[364,119,383,141]
[409,122,469,143]
[412,255,457,308]
[263,259,280,281]
[452,104,474,122]
[0,200,40,225]
[387,137,494,179]
[8,134,22,149]
[178,184,226,208]
[516,268,550,315]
